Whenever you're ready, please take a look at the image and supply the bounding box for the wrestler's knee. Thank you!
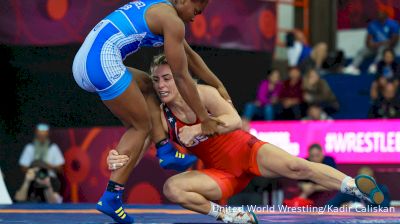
[163,177,186,203]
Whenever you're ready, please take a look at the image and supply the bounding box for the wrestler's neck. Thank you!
[168,95,193,116]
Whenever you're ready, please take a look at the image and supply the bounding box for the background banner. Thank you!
[52,127,178,204]
[250,119,400,164]
[338,0,400,30]
[0,0,276,51]
[51,120,399,202]
[186,0,277,52]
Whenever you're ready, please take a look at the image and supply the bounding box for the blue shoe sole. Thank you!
[96,199,134,224]
[355,174,384,205]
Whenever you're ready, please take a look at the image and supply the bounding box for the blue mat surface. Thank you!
[1,204,399,223]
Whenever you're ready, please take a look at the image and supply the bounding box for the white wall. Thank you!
[336,29,366,58]
[0,168,12,204]
[275,3,294,60]
[337,29,400,58]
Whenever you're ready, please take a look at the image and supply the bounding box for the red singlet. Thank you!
[162,104,267,199]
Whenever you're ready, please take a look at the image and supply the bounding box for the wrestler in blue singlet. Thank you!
[72,1,197,223]
[73,0,171,100]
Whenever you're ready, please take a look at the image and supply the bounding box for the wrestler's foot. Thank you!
[156,140,197,171]
[96,188,134,223]
[355,174,384,205]
[342,175,384,205]
[218,210,258,224]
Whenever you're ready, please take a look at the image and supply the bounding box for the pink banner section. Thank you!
[0,0,129,45]
[0,0,276,52]
[249,119,400,164]
[52,120,399,203]
[186,0,277,52]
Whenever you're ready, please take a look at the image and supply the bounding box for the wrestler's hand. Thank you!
[107,150,129,171]
[200,116,225,136]
[178,125,201,147]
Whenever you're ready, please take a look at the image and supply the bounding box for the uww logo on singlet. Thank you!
[119,1,146,11]
[174,126,209,147]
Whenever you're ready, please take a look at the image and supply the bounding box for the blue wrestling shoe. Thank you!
[156,139,197,172]
[355,174,384,205]
[96,181,134,224]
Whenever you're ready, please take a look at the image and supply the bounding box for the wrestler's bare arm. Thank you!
[197,85,241,134]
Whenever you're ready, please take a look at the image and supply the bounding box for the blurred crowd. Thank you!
[238,9,398,209]
[242,10,400,126]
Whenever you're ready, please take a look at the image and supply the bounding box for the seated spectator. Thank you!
[302,103,333,121]
[369,82,400,118]
[283,144,337,206]
[276,67,304,120]
[327,166,391,208]
[376,48,400,84]
[14,161,63,203]
[303,69,340,115]
[370,73,390,102]
[286,30,328,73]
[19,123,65,174]
[370,48,400,101]
[344,10,399,75]
[242,69,282,123]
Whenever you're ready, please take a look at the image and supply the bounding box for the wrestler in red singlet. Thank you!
[162,104,266,199]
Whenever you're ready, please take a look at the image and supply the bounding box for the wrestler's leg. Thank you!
[97,72,151,224]
[163,171,222,214]
[256,143,383,204]
[163,171,257,223]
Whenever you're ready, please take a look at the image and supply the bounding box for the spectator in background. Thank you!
[369,82,400,118]
[370,48,400,101]
[370,74,389,102]
[19,123,64,174]
[303,69,340,115]
[286,30,328,73]
[284,144,337,206]
[16,123,64,203]
[299,144,337,199]
[277,67,304,120]
[344,11,400,75]
[242,69,282,124]
[302,103,333,121]
[306,144,336,166]
[14,161,62,203]
[376,48,400,84]
[327,166,391,208]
